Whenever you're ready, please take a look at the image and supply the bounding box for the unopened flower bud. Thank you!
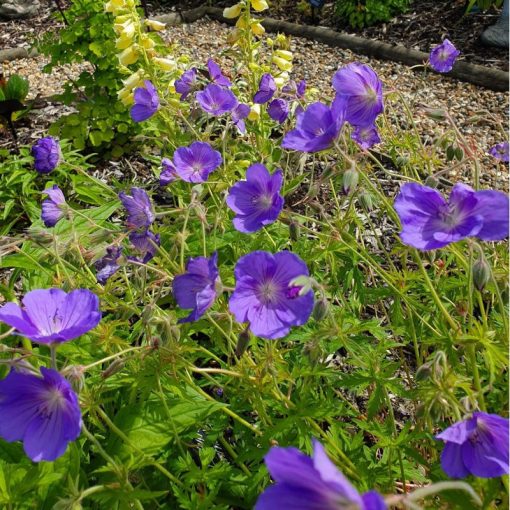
[342,169,358,195]
[289,220,300,242]
[274,50,293,61]
[152,57,177,71]
[473,254,490,292]
[358,191,374,212]
[312,298,329,321]
[415,361,433,382]
[62,365,85,392]
[101,358,125,379]
[423,107,447,121]
[272,56,292,72]
[424,175,439,188]
[235,329,251,357]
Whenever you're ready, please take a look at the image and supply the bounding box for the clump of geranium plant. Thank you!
[0,0,508,508]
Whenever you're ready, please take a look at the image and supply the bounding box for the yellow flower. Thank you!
[251,21,265,35]
[153,57,177,71]
[248,104,261,121]
[118,46,138,65]
[105,0,126,13]
[118,88,134,105]
[114,20,135,38]
[145,19,166,31]
[274,73,288,87]
[139,35,155,49]
[122,70,143,90]
[272,56,292,72]
[251,0,269,11]
[223,3,243,18]
[116,34,134,50]
[236,16,248,29]
[275,49,293,61]
[266,37,274,47]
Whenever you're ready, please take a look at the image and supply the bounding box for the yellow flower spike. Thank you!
[145,19,166,31]
[153,57,177,71]
[122,70,143,90]
[236,16,248,29]
[251,0,269,11]
[248,104,261,121]
[223,3,243,18]
[275,49,293,61]
[118,46,138,65]
[272,56,292,72]
[251,21,265,35]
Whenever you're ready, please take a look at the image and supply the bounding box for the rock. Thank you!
[0,0,40,20]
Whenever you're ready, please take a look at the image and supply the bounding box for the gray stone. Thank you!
[0,0,40,19]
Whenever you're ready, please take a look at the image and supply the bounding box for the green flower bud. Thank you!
[289,220,300,242]
[358,191,374,212]
[424,175,439,188]
[312,298,329,322]
[342,169,358,195]
[473,254,490,292]
[235,329,251,358]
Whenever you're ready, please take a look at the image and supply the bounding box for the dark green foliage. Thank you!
[335,0,410,28]
[37,0,140,156]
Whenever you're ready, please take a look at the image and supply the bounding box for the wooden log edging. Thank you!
[205,6,509,92]
[1,4,508,92]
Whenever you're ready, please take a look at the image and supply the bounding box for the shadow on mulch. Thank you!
[150,0,509,71]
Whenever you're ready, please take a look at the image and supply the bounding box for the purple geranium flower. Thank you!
[173,141,222,183]
[489,141,509,162]
[255,439,387,510]
[429,39,460,73]
[254,73,277,104]
[268,99,289,124]
[229,251,314,339]
[0,288,101,345]
[332,63,384,127]
[41,185,66,228]
[282,102,345,153]
[436,412,509,478]
[160,158,178,186]
[119,187,155,230]
[32,136,61,174]
[173,252,219,323]
[130,80,160,122]
[226,163,284,233]
[351,124,381,150]
[394,182,509,250]
[95,245,123,284]
[129,230,160,264]
[232,103,250,134]
[207,58,232,87]
[196,83,238,116]
[0,367,82,462]
[175,68,198,101]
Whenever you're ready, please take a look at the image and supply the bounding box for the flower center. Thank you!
[192,163,203,174]
[257,280,279,305]
[256,194,273,210]
[40,387,66,417]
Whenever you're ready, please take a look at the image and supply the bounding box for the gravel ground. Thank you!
[2,17,508,190]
